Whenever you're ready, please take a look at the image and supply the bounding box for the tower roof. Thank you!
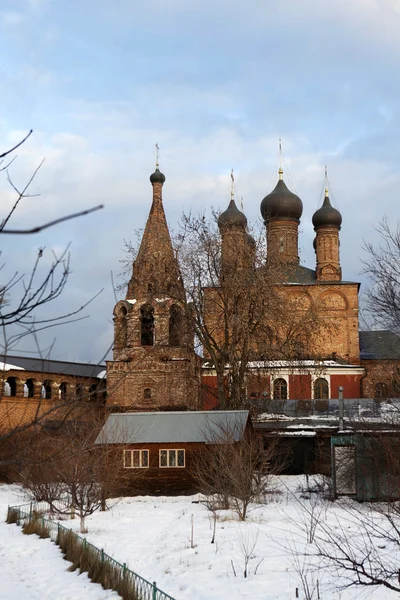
[218,199,247,229]
[127,168,184,300]
[312,190,342,229]
[260,168,303,222]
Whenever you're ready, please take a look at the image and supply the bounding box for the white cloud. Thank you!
[0,11,23,26]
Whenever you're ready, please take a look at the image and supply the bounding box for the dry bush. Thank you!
[193,424,284,521]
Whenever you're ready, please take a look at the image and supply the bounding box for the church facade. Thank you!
[105,161,400,410]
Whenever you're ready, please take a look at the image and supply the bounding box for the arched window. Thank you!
[140,304,154,346]
[117,305,128,348]
[6,377,17,397]
[43,380,53,400]
[273,378,287,400]
[59,382,68,401]
[169,304,182,347]
[314,378,329,400]
[144,388,151,400]
[375,382,389,399]
[89,383,97,400]
[26,379,35,398]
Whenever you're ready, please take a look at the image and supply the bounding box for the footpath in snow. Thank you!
[0,484,120,600]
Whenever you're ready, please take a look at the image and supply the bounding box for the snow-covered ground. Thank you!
[0,485,119,600]
[0,477,398,599]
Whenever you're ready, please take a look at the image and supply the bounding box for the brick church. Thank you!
[105,161,400,411]
[1,159,399,427]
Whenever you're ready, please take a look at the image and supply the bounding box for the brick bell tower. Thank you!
[106,161,201,411]
[312,184,342,281]
[260,167,303,265]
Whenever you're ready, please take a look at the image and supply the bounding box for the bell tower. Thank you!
[312,183,342,281]
[107,159,200,411]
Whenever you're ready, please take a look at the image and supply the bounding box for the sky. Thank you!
[0,0,399,363]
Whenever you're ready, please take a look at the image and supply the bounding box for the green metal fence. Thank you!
[7,503,177,600]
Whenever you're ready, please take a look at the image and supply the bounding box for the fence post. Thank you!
[29,502,33,519]
[101,549,104,563]
[84,538,87,550]
[17,509,20,526]
[123,562,126,580]
[152,581,157,600]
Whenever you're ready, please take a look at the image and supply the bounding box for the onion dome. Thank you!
[247,233,256,247]
[218,199,247,229]
[313,236,317,251]
[150,167,166,184]
[260,168,303,223]
[312,189,342,229]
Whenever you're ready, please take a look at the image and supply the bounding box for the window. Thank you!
[375,382,389,399]
[143,388,151,400]
[6,377,17,397]
[123,449,149,469]
[159,449,185,468]
[26,379,35,398]
[43,380,53,400]
[273,378,287,400]
[169,304,182,347]
[59,382,68,400]
[314,378,329,399]
[140,304,154,346]
[117,305,127,348]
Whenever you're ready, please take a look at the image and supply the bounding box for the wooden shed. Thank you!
[95,410,252,495]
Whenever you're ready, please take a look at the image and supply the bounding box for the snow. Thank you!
[97,370,107,379]
[0,477,398,600]
[0,362,25,371]
[0,484,119,600]
[126,299,137,305]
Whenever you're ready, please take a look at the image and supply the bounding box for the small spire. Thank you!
[230,169,235,200]
[324,165,329,198]
[278,166,283,181]
[155,143,160,169]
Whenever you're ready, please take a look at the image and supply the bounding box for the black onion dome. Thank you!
[150,168,166,184]
[218,199,247,229]
[260,176,303,222]
[312,194,342,229]
[247,233,256,247]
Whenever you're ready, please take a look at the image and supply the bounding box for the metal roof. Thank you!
[95,410,250,445]
[0,354,106,378]
[359,330,400,360]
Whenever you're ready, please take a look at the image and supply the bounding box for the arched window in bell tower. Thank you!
[140,304,154,346]
[117,305,128,348]
[169,304,182,347]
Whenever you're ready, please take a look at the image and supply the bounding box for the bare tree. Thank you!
[175,211,325,409]
[0,131,104,446]
[192,423,283,521]
[294,430,400,594]
[363,217,400,333]
[19,411,128,532]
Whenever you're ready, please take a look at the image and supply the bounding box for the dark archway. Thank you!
[140,304,154,346]
[59,382,68,401]
[26,378,35,398]
[6,377,17,397]
[375,382,389,399]
[43,380,53,400]
[169,304,182,347]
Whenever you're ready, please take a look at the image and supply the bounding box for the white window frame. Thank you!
[271,375,289,400]
[159,449,185,468]
[311,374,330,399]
[123,449,149,469]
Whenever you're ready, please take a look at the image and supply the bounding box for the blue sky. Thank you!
[0,0,399,362]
